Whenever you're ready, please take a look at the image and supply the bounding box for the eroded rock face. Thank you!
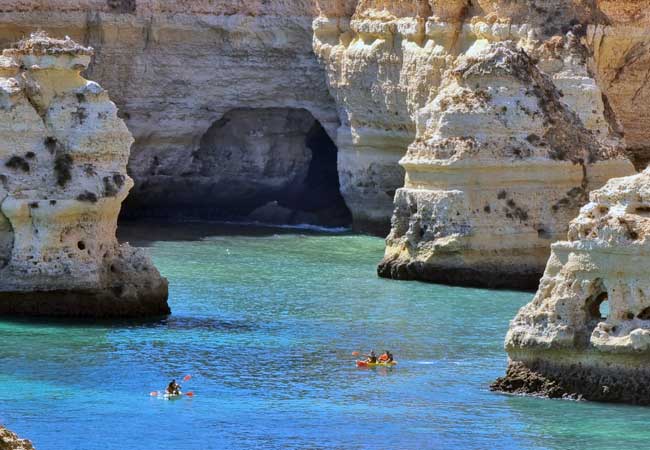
[0,1,348,228]
[589,1,650,170]
[312,1,645,284]
[377,42,634,289]
[494,167,650,403]
[312,0,627,234]
[0,427,34,450]
[0,33,169,318]
[2,2,650,236]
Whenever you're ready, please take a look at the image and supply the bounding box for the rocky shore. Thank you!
[0,427,34,450]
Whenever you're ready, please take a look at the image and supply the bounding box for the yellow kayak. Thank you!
[356,360,397,368]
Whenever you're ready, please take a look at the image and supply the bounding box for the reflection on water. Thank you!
[1,223,649,450]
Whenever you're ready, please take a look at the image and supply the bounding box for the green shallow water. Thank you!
[1,223,650,449]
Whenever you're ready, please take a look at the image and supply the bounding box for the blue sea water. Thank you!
[2,223,650,450]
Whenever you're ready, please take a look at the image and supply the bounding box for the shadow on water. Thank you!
[0,315,255,333]
[117,219,352,247]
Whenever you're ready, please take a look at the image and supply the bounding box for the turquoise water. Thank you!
[2,224,650,450]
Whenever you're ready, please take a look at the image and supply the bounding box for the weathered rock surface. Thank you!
[312,0,643,234]
[588,1,650,170]
[0,1,649,247]
[494,167,650,403]
[312,1,644,285]
[0,1,350,228]
[0,33,169,318]
[0,426,34,450]
[377,42,634,290]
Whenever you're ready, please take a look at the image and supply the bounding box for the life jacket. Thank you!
[379,353,389,361]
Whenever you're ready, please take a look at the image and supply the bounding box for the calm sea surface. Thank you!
[2,223,650,450]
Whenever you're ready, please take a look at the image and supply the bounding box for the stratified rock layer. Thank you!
[312,1,645,285]
[377,42,634,290]
[0,427,34,450]
[312,0,642,234]
[1,2,650,236]
[0,33,169,318]
[0,1,348,227]
[494,167,650,403]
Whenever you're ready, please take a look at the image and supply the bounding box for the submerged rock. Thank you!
[0,426,34,450]
[0,33,169,318]
[494,167,650,404]
[378,42,634,290]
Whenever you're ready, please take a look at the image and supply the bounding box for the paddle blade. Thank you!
[351,351,360,356]
[183,375,192,382]
[185,391,194,397]
[150,391,158,397]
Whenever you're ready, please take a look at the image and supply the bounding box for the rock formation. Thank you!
[312,1,641,284]
[0,33,169,317]
[311,0,637,234]
[377,42,634,289]
[0,1,649,264]
[0,1,349,228]
[493,166,650,404]
[0,426,34,450]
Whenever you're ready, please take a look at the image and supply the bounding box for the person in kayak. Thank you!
[166,379,181,395]
[365,350,377,364]
[378,350,394,363]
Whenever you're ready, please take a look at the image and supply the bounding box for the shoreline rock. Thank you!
[0,33,169,318]
[0,427,34,450]
[492,358,650,404]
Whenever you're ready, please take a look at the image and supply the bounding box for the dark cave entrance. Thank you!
[121,108,352,228]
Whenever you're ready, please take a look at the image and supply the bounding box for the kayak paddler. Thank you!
[166,379,181,395]
[378,350,394,363]
[365,350,377,364]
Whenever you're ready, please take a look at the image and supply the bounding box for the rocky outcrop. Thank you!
[312,1,623,234]
[494,167,650,403]
[0,33,169,318]
[377,42,634,289]
[0,426,34,450]
[312,1,643,285]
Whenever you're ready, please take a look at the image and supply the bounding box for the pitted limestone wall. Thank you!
[0,33,168,317]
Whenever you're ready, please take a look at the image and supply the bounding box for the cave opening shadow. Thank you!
[279,119,352,227]
[120,108,352,229]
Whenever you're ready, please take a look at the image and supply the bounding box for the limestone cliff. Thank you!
[0,427,34,450]
[313,1,642,284]
[312,1,621,234]
[377,42,634,289]
[493,166,650,404]
[0,1,649,249]
[0,1,349,228]
[589,1,650,170]
[0,33,169,317]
